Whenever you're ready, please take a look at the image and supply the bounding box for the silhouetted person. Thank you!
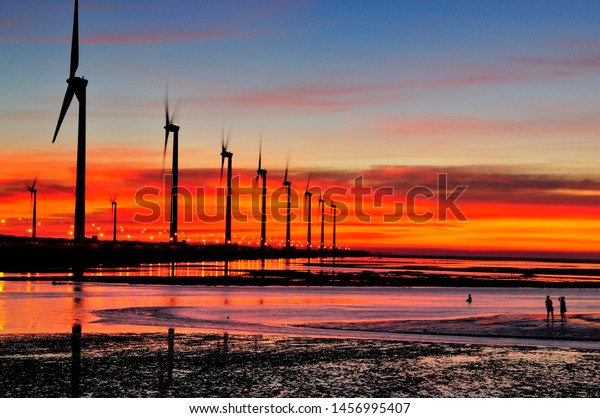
[545,295,554,323]
[466,294,472,303]
[558,296,567,323]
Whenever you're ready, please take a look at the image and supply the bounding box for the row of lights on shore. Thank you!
[1,218,349,250]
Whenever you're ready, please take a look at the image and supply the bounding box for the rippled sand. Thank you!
[1,332,599,398]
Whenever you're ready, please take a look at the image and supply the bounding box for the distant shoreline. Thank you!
[2,267,600,289]
[2,234,600,288]
[0,234,367,272]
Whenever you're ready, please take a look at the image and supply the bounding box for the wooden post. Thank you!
[71,324,82,398]
[167,328,175,384]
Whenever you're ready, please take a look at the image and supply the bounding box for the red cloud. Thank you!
[374,114,600,137]
[205,83,398,113]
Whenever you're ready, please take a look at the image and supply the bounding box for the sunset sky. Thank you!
[1,0,600,257]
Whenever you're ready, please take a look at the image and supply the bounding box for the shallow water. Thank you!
[3,256,600,282]
[1,281,599,348]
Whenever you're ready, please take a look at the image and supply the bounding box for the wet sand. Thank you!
[302,313,600,343]
[1,331,599,398]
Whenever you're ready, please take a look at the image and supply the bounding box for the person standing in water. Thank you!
[466,294,472,303]
[558,296,567,323]
[545,295,554,323]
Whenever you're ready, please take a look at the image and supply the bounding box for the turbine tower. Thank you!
[111,195,117,243]
[163,90,180,243]
[27,178,38,240]
[220,126,233,245]
[331,200,337,251]
[303,174,312,251]
[318,193,325,251]
[282,158,292,250]
[255,139,267,249]
[52,0,87,243]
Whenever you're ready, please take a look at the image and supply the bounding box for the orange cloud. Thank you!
[2,157,600,256]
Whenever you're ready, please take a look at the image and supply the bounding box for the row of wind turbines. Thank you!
[46,0,339,251]
[163,92,339,251]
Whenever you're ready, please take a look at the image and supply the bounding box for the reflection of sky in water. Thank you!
[1,282,599,343]
[3,256,600,284]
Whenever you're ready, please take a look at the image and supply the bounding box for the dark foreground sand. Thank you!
[1,332,599,398]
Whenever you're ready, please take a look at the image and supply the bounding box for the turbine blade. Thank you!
[257,135,262,171]
[220,124,226,183]
[162,130,169,175]
[225,126,232,150]
[220,155,225,182]
[171,99,180,124]
[284,158,289,184]
[305,173,311,192]
[164,130,170,155]
[164,80,171,125]
[52,85,76,143]
[70,0,79,78]
[221,123,225,152]
[32,176,37,190]
[257,152,261,172]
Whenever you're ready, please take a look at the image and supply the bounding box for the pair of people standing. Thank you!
[545,295,567,323]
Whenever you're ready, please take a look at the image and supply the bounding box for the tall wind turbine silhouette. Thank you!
[52,0,87,243]
[27,178,38,240]
[220,126,233,245]
[282,157,292,250]
[331,200,337,251]
[111,195,117,243]
[255,137,267,249]
[163,89,180,243]
[303,174,312,251]
[318,192,325,251]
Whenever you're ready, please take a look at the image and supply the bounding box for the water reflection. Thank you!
[71,282,84,327]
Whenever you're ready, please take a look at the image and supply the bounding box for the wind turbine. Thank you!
[52,0,87,243]
[163,89,180,243]
[220,126,233,245]
[331,200,337,251]
[111,195,117,243]
[303,174,312,251]
[255,137,267,249]
[282,157,292,250]
[27,178,38,240]
[318,192,325,251]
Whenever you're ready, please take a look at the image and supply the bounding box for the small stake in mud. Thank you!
[167,328,175,385]
[71,324,82,398]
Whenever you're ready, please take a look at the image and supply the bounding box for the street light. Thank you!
[18,217,29,237]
